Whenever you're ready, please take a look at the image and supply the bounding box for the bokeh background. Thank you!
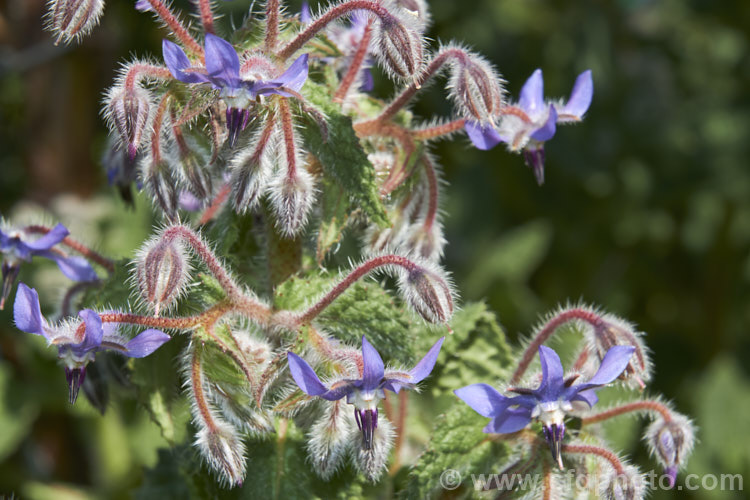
[1,0,748,498]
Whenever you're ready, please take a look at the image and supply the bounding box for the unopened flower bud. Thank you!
[602,464,645,500]
[448,51,506,124]
[175,143,212,200]
[269,167,316,237]
[230,130,277,212]
[107,84,152,162]
[143,158,180,221]
[46,0,104,45]
[374,10,424,81]
[307,399,353,479]
[135,236,190,316]
[397,262,454,323]
[196,421,247,487]
[645,413,695,487]
[588,314,652,389]
[393,0,430,30]
[351,413,394,482]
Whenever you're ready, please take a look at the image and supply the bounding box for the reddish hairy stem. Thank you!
[388,390,409,476]
[368,48,470,125]
[334,19,374,102]
[413,119,466,141]
[277,0,393,60]
[265,0,280,52]
[98,304,230,331]
[582,400,673,425]
[296,255,420,324]
[199,182,231,225]
[144,0,203,56]
[197,0,215,34]
[542,459,552,500]
[150,93,172,164]
[278,98,297,178]
[562,444,626,475]
[191,347,219,432]
[510,308,604,385]
[24,225,115,273]
[124,64,172,89]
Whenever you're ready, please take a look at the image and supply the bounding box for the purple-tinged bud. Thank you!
[64,366,86,404]
[601,464,646,500]
[586,313,652,390]
[45,0,104,45]
[135,237,190,316]
[307,399,353,479]
[644,413,695,487]
[448,51,506,125]
[143,158,180,222]
[175,143,213,201]
[397,262,454,324]
[351,414,394,482]
[195,421,247,487]
[106,84,152,162]
[268,168,316,237]
[373,9,424,81]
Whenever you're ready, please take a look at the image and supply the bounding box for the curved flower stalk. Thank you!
[465,69,593,184]
[456,345,634,468]
[288,335,444,479]
[14,283,170,403]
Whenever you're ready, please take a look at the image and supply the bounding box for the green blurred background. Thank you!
[0,0,748,498]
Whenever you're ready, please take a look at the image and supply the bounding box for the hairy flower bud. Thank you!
[393,0,430,30]
[268,167,316,237]
[106,84,152,162]
[135,237,190,316]
[230,128,277,212]
[448,51,506,124]
[46,0,104,45]
[588,314,652,389]
[397,262,454,323]
[403,220,446,262]
[350,414,394,482]
[195,421,247,487]
[602,464,646,500]
[143,158,180,221]
[307,399,353,480]
[645,413,695,487]
[175,142,212,200]
[374,9,424,81]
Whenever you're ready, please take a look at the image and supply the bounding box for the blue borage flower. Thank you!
[288,335,444,449]
[161,33,309,146]
[0,223,98,309]
[455,344,634,467]
[14,283,170,403]
[465,69,593,185]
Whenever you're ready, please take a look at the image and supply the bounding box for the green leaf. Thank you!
[315,176,351,263]
[403,403,510,499]
[300,82,388,227]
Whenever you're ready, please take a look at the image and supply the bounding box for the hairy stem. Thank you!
[124,63,173,90]
[197,0,215,34]
[296,254,420,324]
[278,0,394,60]
[422,156,439,231]
[191,346,219,432]
[562,444,625,476]
[510,308,604,384]
[144,0,203,56]
[199,182,231,225]
[413,119,466,141]
[582,400,673,425]
[265,0,280,52]
[334,19,374,101]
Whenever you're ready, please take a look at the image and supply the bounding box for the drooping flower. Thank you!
[455,344,633,468]
[465,69,593,185]
[162,34,309,146]
[0,223,98,309]
[288,335,444,450]
[14,283,170,403]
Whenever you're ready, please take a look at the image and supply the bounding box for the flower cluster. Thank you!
[8,0,694,497]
